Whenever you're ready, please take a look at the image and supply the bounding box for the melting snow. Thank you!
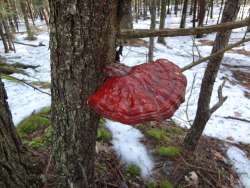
[105,119,153,177]
[227,146,250,188]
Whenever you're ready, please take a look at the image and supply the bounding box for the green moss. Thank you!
[28,137,44,149]
[17,115,50,138]
[97,127,112,142]
[156,146,181,158]
[146,181,157,188]
[99,118,105,126]
[16,107,52,150]
[146,128,167,141]
[126,164,141,177]
[166,126,184,136]
[160,180,173,188]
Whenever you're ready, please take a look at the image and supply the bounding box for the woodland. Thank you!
[0,0,250,188]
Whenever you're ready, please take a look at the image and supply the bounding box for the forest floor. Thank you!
[15,108,241,188]
[1,5,250,187]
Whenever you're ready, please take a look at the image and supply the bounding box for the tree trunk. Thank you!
[158,0,167,44]
[120,0,133,30]
[0,23,9,53]
[183,0,240,151]
[180,0,189,28]
[196,0,207,37]
[20,0,34,40]
[49,1,119,187]
[0,78,36,188]
[149,0,156,61]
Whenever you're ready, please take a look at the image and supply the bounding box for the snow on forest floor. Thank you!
[1,6,250,186]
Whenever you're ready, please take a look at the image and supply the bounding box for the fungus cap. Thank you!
[88,59,187,125]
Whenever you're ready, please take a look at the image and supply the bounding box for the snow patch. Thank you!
[105,119,153,177]
[227,146,250,188]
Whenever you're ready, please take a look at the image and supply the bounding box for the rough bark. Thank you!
[0,78,36,188]
[49,1,118,187]
[183,0,240,151]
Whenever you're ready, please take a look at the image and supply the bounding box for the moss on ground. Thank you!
[17,109,111,149]
[17,107,51,149]
[97,127,112,142]
[125,164,141,178]
[156,146,181,158]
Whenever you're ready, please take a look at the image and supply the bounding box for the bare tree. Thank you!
[183,0,241,151]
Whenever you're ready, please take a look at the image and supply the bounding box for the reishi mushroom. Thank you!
[88,59,187,125]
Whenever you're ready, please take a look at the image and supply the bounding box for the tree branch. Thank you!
[119,17,250,39]
[210,79,228,114]
[181,37,250,72]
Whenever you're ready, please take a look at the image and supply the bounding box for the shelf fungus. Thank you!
[88,59,187,125]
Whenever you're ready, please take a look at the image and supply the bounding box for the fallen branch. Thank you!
[119,17,250,39]
[222,116,250,123]
[181,37,250,72]
[13,41,45,47]
[1,74,51,96]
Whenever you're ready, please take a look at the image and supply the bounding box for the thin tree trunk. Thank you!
[0,23,9,53]
[196,0,207,37]
[120,0,133,30]
[183,0,240,151]
[158,0,167,44]
[49,1,119,187]
[180,0,189,28]
[149,0,156,61]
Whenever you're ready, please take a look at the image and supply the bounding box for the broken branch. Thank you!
[210,80,228,114]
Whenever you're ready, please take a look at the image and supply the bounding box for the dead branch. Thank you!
[119,17,250,39]
[210,79,228,114]
[181,37,250,72]
[13,41,46,47]
[1,75,51,96]
[222,116,250,123]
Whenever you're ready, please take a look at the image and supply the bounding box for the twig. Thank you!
[210,79,228,114]
[185,73,197,127]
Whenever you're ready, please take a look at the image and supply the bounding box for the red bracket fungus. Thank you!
[88,59,187,125]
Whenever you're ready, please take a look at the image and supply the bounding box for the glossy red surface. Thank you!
[88,59,187,125]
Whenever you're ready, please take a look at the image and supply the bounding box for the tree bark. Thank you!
[49,1,119,187]
[0,78,36,188]
[183,0,240,152]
